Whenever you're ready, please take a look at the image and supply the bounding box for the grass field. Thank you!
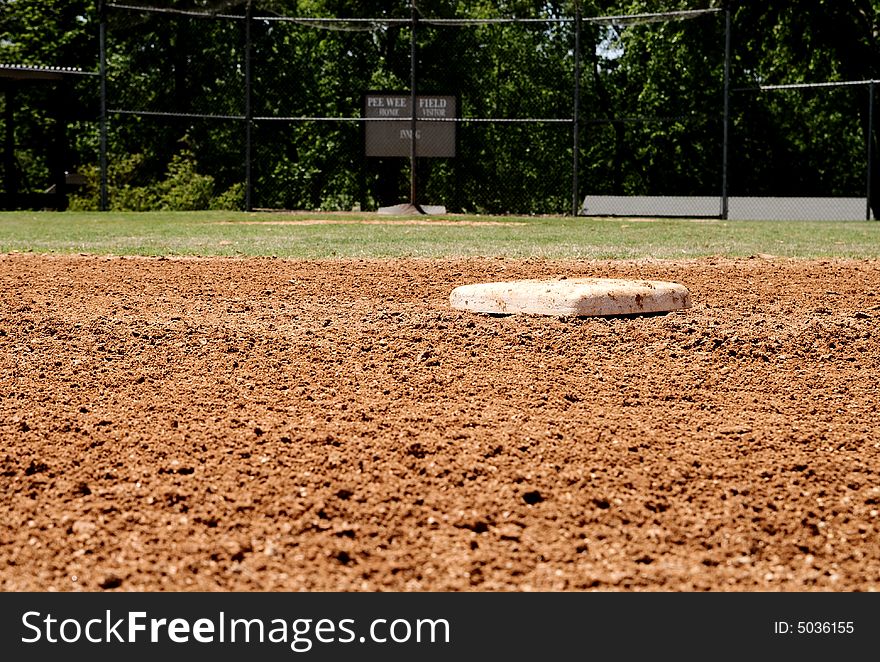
[0,211,877,259]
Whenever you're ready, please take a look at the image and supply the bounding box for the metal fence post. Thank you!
[571,1,582,216]
[867,80,875,221]
[99,0,109,211]
[244,0,253,211]
[409,1,418,209]
[3,88,18,200]
[721,4,731,220]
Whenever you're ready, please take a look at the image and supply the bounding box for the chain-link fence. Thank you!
[2,2,876,219]
[92,2,729,215]
[728,80,876,220]
[580,8,727,218]
[98,1,587,214]
[99,5,247,210]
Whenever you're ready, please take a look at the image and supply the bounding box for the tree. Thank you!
[731,0,879,215]
[581,1,727,197]
[4,0,879,215]
[0,0,97,202]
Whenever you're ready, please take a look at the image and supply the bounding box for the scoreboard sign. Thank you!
[364,93,457,158]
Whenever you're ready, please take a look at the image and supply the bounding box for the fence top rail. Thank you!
[106,3,720,26]
[581,8,722,26]
[108,109,575,123]
[0,63,98,77]
[735,79,880,92]
[420,9,720,26]
[106,3,244,19]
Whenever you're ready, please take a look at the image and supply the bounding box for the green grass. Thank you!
[0,210,877,259]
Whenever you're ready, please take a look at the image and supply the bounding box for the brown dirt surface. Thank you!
[2,254,879,592]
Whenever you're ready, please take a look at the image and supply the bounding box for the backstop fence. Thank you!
[1,1,877,219]
[99,1,727,215]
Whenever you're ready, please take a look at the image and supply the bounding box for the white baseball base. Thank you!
[450,278,691,317]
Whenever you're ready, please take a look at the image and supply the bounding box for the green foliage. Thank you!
[210,183,247,211]
[155,150,215,211]
[0,0,96,67]
[4,1,880,213]
[728,0,880,202]
[69,154,156,212]
[69,146,240,211]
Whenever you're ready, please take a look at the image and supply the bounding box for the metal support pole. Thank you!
[409,2,419,209]
[571,2,582,216]
[99,0,109,211]
[867,80,875,220]
[720,5,731,220]
[51,86,69,209]
[244,0,253,211]
[3,88,18,200]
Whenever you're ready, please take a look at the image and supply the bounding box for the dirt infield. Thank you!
[2,254,879,591]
